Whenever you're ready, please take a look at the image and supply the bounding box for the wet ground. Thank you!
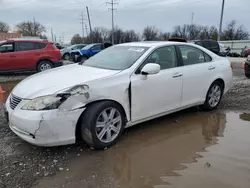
[0,60,250,188]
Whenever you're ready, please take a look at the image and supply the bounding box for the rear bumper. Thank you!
[53,61,63,67]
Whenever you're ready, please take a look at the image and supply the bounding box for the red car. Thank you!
[0,39,63,73]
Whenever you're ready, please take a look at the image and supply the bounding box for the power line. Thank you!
[106,0,118,44]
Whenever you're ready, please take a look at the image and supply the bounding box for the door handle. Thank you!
[208,66,215,70]
[10,55,16,58]
[172,73,183,78]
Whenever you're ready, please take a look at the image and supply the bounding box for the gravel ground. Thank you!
[0,64,249,188]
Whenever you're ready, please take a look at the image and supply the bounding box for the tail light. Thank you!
[230,62,233,69]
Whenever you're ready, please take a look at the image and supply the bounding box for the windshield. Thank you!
[83,45,149,70]
[81,44,95,50]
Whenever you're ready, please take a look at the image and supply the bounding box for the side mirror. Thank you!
[141,63,160,75]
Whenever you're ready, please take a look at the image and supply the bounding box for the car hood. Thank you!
[12,64,120,99]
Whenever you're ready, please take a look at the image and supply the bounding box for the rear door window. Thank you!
[202,41,210,49]
[195,41,202,46]
[16,42,37,51]
[178,45,206,66]
[36,43,47,49]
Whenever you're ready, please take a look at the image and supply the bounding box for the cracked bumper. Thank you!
[6,100,85,147]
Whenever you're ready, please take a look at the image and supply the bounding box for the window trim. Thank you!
[176,45,213,67]
[134,45,180,74]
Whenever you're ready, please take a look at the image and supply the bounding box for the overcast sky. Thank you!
[0,0,249,43]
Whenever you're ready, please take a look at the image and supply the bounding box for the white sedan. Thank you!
[5,41,233,149]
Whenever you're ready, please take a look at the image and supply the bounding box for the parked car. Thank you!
[5,41,233,149]
[243,55,250,78]
[60,44,86,60]
[70,42,112,63]
[0,39,62,73]
[241,46,250,57]
[192,40,220,55]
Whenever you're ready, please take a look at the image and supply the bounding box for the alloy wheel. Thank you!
[95,107,122,143]
[40,63,52,71]
[208,85,221,107]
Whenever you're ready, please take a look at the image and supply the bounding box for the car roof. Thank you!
[1,39,49,43]
[117,41,188,48]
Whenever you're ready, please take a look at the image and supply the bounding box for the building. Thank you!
[0,33,22,41]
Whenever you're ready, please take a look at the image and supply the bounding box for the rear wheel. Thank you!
[202,81,223,110]
[80,101,126,149]
[37,61,53,72]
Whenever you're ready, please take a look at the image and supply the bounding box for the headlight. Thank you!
[21,95,66,111]
[21,84,89,111]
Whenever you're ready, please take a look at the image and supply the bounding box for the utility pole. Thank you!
[51,28,54,42]
[191,12,195,25]
[86,6,92,38]
[85,23,88,36]
[218,0,225,41]
[54,34,57,43]
[33,17,36,36]
[79,12,85,38]
[107,0,118,44]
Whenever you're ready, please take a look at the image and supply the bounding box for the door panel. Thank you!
[131,45,182,122]
[14,42,40,69]
[131,68,182,122]
[0,42,15,70]
[177,45,213,107]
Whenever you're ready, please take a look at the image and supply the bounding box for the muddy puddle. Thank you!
[32,111,250,188]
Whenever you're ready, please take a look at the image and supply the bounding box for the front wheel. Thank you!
[202,81,223,110]
[245,71,250,78]
[80,101,126,149]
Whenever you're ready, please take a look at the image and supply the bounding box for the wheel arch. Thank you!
[206,78,225,96]
[75,99,128,142]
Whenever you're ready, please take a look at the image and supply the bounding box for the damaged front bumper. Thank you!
[6,99,85,147]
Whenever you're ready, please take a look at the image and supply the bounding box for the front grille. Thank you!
[10,94,22,110]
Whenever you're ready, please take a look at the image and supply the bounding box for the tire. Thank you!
[245,72,250,78]
[80,101,126,149]
[63,53,70,60]
[202,81,224,111]
[80,56,88,64]
[37,61,53,72]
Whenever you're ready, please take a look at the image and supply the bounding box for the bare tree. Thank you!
[15,21,46,36]
[122,30,140,42]
[171,25,188,39]
[71,34,83,44]
[199,26,210,40]
[158,32,171,41]
[222,20,249,40]
[142,26,159,41]
[209,26,218,40]
[188,24,202,40]
[109,27,124,44]
[0,21,10,33]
